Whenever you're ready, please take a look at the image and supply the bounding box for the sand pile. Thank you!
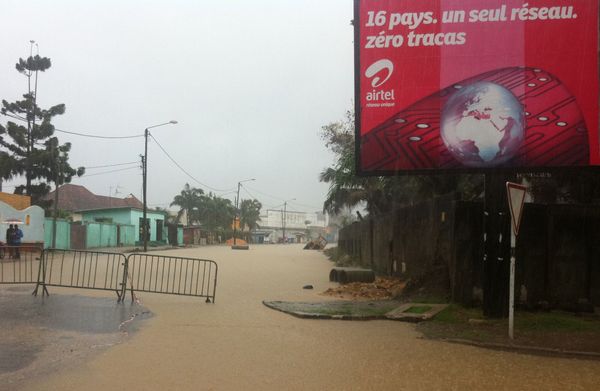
[323,277,406,300]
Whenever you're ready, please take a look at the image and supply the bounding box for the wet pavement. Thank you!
[4,245,600,390]
[0,285,150,390]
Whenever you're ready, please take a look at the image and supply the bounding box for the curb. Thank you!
[262,301,385,321]
[431,337,600,360]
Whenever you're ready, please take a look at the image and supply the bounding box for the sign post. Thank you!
[506,182,527,339]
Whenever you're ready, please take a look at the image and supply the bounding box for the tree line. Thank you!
[169,183,262,234]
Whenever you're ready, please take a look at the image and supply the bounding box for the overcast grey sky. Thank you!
[0,0,354,213]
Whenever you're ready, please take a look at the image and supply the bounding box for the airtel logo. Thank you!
[365,59,393,88]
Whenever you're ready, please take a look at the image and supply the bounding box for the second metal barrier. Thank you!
[125,253,218,303]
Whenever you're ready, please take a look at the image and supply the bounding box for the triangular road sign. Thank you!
[506,182,527,236]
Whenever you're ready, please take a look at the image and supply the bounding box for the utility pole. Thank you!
[141,152,147,251]
[142,121,177,252]
[233,181,241,246]
[232,178,255,247]
[142,128,149,252]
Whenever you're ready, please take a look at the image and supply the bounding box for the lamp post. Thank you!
[143,120,177,252]
[282,198,295,243]
[233,178,255,246]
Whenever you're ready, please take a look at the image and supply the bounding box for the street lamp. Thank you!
[282,198,295,243]
[143,120,177,252]
[233,178,255,246]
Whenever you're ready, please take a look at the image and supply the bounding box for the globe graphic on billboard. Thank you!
[440,82,525,167]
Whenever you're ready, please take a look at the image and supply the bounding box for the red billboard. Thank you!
[355,0,599,174]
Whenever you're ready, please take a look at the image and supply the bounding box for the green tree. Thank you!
[319,110,392,216]
[170,183,204,224]
[319,110,483,217]
[0,51,83,204]
[209,194,235,231]
[239,199,262,231]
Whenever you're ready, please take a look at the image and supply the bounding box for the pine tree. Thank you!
[0,49,83,204]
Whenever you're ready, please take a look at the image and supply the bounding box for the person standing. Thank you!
[5,224,14,258]
[13,224,23,259]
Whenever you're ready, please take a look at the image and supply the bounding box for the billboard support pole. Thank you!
[482,172,513,318]
[509,229,516,338]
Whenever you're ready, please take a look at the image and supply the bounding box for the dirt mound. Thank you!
[322,277,406,301]
[226,238,248,246]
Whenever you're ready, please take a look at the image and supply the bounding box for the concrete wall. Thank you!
[81,208,167,243]
[177,227,183,245]
[44,218,71,249]
[44,219,135,249]
[86,222,117,248]
[0,201,45,243]
[119,224,136,247]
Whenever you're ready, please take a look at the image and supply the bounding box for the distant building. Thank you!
[253,209,328,243]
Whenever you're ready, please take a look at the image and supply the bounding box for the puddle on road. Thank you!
[0,286,152,386]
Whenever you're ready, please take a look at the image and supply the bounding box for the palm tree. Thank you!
[319,115,392,216]
[170,183,204,225]
[319,110,484,217]
[194,192,235,231]
[239,199,262,231]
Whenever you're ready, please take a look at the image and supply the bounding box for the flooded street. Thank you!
[15,244,600,390]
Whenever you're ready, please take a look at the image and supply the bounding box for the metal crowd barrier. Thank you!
[21,249,219,303]
[0,245,43,285]
[125,254,218,303]
[34,249,128,300]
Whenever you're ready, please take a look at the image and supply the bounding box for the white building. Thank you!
[253,209,328,243]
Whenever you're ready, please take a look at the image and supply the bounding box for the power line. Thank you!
[83,161,139,170]
[78,166,140,178]
[54,128,143,139]
[148,133,235,193]
[240,185,258,201]
[0,114,144,139]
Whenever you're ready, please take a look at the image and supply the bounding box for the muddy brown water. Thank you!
[10,244,600,390]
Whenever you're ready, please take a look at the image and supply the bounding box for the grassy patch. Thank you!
[418,304,600,353]
[515,311,600,332]
[430,304,482,324]
[404,305,432,314]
